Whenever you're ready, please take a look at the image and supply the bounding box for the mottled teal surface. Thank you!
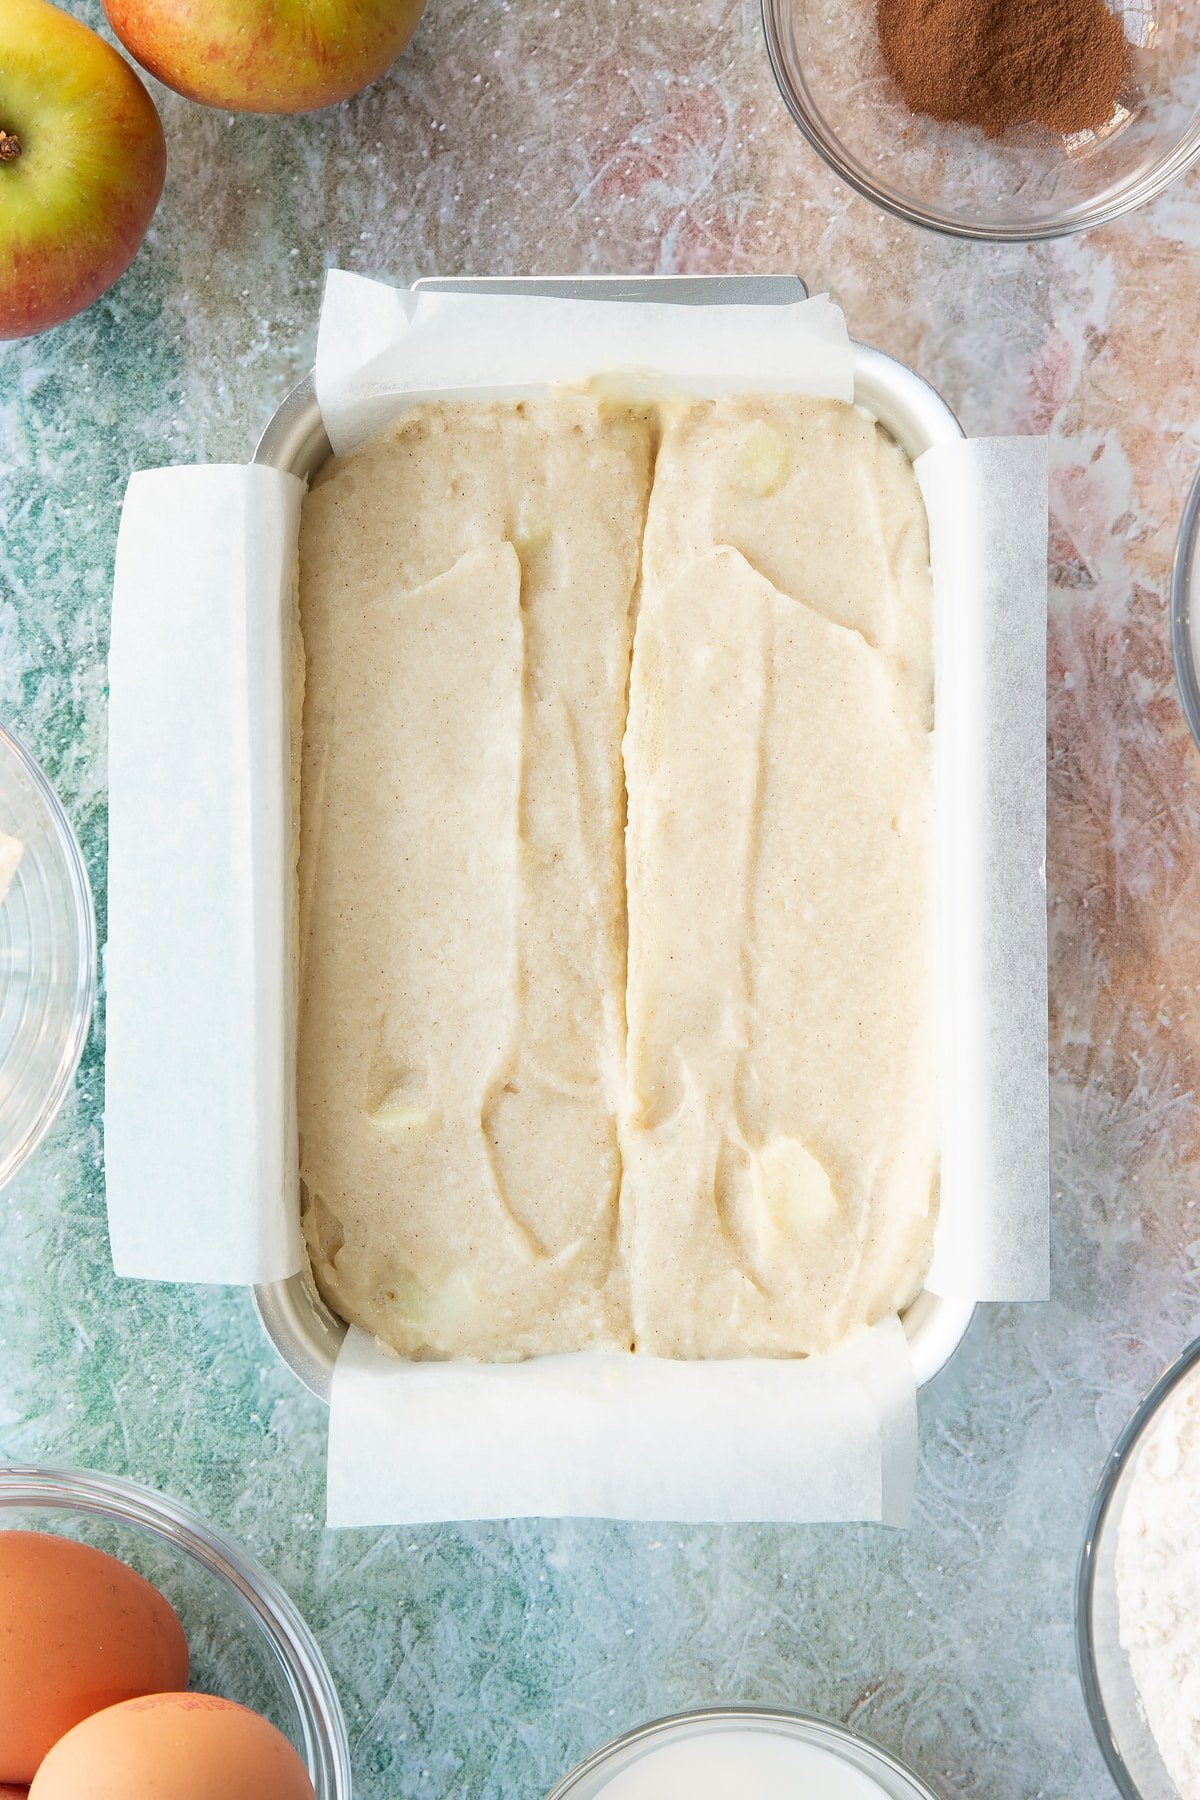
[5,2,1200,1795]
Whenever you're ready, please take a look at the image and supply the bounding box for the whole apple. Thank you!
[103,0,427,114]
[1,0,165,340]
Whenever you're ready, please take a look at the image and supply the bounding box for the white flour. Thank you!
[1117,1365,1200,1798]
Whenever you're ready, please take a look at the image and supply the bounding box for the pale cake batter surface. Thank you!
[642,395,935,731]
[297,393,938,1361]
[298,400,652,1358]
[622,547,937,1357]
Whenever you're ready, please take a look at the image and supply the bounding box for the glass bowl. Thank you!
[545,1707,942,1799]
[1171,462,1200,756]
[0,1466,352,1799]
[1076,1335,1200,1800]
[761,0,1200,241]
[0,725,96,1190]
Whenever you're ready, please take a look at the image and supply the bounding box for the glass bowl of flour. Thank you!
[1078,1337,1200,1800]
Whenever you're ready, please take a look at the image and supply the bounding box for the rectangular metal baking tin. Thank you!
[252,274,976,1404]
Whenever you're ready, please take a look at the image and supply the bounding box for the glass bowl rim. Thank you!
[1171,460,1200,757]
[0,1463,353,1798]
[0,722,98,1189]
[759,0,1200,244]
[1075,1332,1200,1800]
[543,1704,944,1799]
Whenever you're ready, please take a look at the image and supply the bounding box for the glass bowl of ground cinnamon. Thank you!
[762,0,1200,239]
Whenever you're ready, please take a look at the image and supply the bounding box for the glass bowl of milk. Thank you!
[546,1707,942,1800]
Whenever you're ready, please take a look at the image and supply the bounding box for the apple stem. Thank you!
[0,130,21,162]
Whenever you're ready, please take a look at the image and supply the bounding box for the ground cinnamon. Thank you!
[876,0,1127,139]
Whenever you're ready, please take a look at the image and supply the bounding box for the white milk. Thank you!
[591,1729,891,1799]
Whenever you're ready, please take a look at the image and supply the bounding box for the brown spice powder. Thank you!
[877,0,1128,139]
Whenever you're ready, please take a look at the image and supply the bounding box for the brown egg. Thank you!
[0,1531,189,1783]
[28,1693,317,1800]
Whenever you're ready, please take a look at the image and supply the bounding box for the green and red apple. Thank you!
[1,0,165,340]
[102,0,427,114]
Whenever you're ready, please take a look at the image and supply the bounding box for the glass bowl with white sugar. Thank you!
[1078,1335,1200,1800]
[0,724,95,1190]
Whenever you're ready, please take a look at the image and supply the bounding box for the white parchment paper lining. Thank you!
[106,272,1048,1526]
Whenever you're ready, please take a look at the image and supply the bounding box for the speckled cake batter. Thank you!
[297,400,652,1358]
[623,398,938,1356]
[296,393,937,1361]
